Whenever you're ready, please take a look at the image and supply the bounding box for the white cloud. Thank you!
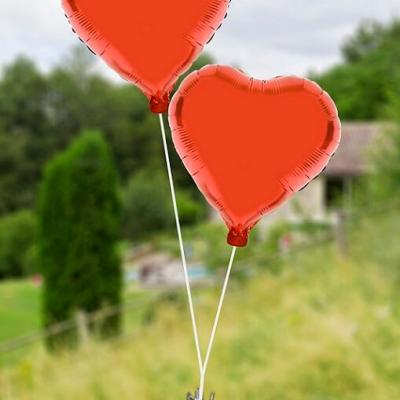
[1,0,399,78]
[0,0,75,71]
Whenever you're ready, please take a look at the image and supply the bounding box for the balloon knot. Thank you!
[149,93,170,114]
[227,226,249,247]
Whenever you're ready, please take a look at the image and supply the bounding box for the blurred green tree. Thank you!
[122,170,173,240]
[38,153,71,340]
[341,20,386,63]
[0,210,37,279]
[312,19,400,120]
[365,88,400,202]
[122,168,206,240]
[0,46,214,218]
[175,190,206,226]
[38,131,122,348]
[0,57,49,213]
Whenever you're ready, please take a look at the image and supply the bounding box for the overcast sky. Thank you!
[1,0,400,79]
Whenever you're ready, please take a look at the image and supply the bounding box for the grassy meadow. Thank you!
[0,210,400,400]
[0,281,40,343]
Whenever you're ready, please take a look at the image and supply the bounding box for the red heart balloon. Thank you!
[169,65,341,247]
[62,0,230,113]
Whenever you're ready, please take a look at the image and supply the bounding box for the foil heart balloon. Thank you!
[169,65,341,247]
[62,0,230,113]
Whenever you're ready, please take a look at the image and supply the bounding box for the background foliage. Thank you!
[1,15,400,399]
[0,210,36,279]
[0,50,213,218]
[312,19,400,120]
[38,132,122,346]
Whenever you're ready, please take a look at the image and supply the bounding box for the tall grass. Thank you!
[1,211,400,399]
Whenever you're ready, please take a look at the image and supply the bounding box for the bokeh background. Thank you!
[1,1,400,399]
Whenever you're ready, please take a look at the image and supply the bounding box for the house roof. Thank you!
[324,122,382,177]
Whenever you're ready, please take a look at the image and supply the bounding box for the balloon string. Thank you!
[158,113,237,399]
[158,113,204,375]
[198,246,236,400]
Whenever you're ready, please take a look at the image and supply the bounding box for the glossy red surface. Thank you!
[169,65,341,246]
[62,0,230,112]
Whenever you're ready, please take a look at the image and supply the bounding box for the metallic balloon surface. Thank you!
[169,65,341,247]
[62,0,230,113]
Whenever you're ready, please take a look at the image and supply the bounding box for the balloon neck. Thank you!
[149,93,170,114]
[227,226,249,247]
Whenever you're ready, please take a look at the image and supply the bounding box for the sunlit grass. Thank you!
[1,240,400,399]
[0,280,40,343]
[1,209,400,399]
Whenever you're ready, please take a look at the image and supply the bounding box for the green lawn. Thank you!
[0,280,41,342]
[1,240,400,399]
[0,278,157,346]
[1,210,400,399]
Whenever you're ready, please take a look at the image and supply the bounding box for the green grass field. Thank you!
[0,279,157,346]
[0,280,41,343]
[1,210,400,399]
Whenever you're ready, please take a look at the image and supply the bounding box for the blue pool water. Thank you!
[125,264,208,283]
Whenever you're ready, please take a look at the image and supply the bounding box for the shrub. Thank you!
[0,210,37,279]
[122,169,206,242]
[38,131,122,348]
[175,190,205,226]
[122,170,174,240]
